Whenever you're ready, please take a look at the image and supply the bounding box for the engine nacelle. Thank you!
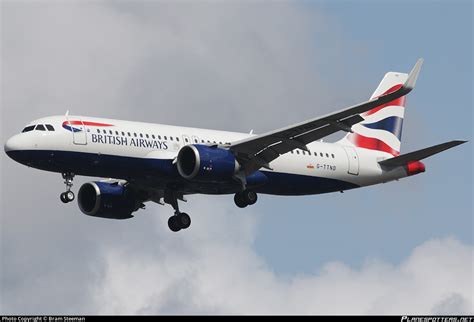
[78,182,137,219]
[177,144,239,182]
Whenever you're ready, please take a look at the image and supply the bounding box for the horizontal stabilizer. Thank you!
[379,140,467,167]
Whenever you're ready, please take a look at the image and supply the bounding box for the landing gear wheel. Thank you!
[234,193,248,208]
[60,172,75,204]
[242,190,257,205]
[168,216,181,232]
[60,192,68,203]
[66,191,75,202]
[60,191,75,203]
[178,213,191,229]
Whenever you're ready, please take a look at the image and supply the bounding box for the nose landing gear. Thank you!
[60,172,75,203]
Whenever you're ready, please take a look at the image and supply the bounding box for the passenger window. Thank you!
[195,139,198,143]
[115,131,119,135]
[45,124,55,131]
[145,134,149,138]
[176,137,179,142]
[185,138,189,143]
[139,133,143,138]
[320,153,323,157]
[97,129,100,134]
[134,133,137,137]
[103,130,107,134]
[332,154,335,158]
[170,136,174,141]
[22,125,35,133]
[152,134,155,139]
[164,136,167,140]
[109,130,113,135]
[201,140,205,143]
[127,132,131,137]
[314,152,317,157]
[158,135,161,140]
[296,150,300,155]
[35,124,46,131]
[326,153,329,158]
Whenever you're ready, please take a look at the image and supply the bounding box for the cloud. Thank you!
[91,200,473,315]
[1,0,363,137]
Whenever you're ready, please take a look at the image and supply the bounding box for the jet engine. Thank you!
[176,144,240,182]
[77,181,138,219]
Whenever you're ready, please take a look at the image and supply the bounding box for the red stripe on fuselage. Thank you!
[64,120,113,127]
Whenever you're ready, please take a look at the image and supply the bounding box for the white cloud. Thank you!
[92,199,473,315]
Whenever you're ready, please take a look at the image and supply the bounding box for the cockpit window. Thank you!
[35,124,46,131]
[22,125,35,133]
[45,124,55,131]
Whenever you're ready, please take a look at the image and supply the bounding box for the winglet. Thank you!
[404,58,423,91]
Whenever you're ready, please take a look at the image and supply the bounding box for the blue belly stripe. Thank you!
[6,149,359,196]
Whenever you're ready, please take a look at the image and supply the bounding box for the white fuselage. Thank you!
[5,115,410,196]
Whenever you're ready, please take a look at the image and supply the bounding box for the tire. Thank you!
[66,191,75,202]
[242,190,257,205]
[178,213,191,229]
[168,216,181,232]
[234,193,248,208]
[60,192,69,204]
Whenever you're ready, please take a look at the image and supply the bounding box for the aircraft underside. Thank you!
[7,149,359,197]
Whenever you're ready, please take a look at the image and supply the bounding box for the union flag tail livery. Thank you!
[339,71,408,156]
[4,59,467,232]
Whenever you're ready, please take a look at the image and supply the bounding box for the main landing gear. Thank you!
[164,191,191,232]
[60,172,75,203]
[234,190,258,208]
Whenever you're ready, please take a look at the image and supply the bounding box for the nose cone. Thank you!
[4,134,28,163]
[5,135,20,153]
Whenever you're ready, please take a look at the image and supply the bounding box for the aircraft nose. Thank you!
[4,134,26,161]
[5,135,18,153]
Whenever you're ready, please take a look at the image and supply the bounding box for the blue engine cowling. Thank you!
[177,144,240,182]
[78,181,138,219]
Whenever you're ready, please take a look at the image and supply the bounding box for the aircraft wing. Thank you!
[230,59,423,174]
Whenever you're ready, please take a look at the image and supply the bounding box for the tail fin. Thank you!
[338,69,415,156]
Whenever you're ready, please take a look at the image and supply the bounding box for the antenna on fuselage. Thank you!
[249,129,254,135]
[65,110,70,116]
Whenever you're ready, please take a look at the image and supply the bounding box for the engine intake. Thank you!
[78,182,137,219]
[177,144,239,181]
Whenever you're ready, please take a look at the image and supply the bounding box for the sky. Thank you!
[1,0,472,315]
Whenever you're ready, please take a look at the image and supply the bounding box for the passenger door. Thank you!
[67,117,87,145]
[343,146,359,175]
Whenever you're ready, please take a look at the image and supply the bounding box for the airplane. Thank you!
[4,59,467,232]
